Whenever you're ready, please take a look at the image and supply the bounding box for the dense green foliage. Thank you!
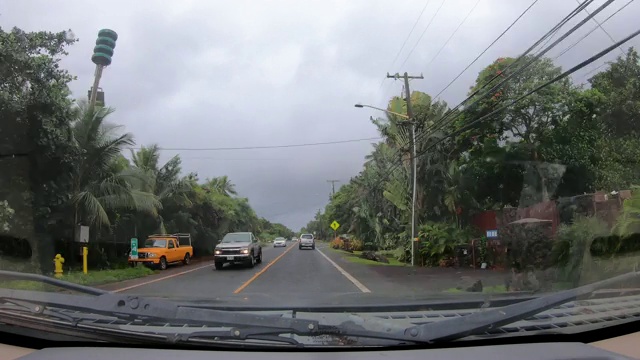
[0,27,293,271]
[306,47,640,267]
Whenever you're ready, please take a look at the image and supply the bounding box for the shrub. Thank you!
[417,222,473,266]
[348,239,364,251]
[392,246,409,262]
[551,216,610,285]
[330,238,344,249]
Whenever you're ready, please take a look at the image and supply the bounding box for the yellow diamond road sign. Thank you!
[330,221,340,231]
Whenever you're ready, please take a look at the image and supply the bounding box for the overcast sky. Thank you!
[2,0,639,230]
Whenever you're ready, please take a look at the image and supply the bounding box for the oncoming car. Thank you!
[273,237,286,247]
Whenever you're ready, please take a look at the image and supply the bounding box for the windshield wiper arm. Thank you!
[0,288,319,333]
[0,270,107,296]
[400,270,640,343]
[0,271,319,333]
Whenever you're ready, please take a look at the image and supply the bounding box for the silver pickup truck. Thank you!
[214,232,263,270]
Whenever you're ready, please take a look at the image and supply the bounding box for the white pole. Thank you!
[411,122,417,266]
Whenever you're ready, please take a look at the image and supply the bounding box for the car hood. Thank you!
[216,242,251,249]
[137,248,165,254]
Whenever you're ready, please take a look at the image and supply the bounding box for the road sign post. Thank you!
[330,221,340,241]
[130,238,138,260]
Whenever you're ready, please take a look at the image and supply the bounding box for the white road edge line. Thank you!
[111,263,215,293]
[316,248,371,293]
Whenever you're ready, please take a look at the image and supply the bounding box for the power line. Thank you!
[424,0,483,69]
[433,0,539,100]
[554,0,634,60]
[378,0,433,90]
[399,0,446,68]
[378,0,603,178]
[414,25,640,163]
[577,0,627,55]
[128,137,381,151]
[580,61,611,80]
[413,0,607,146]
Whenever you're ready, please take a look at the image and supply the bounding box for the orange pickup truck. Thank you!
[128,233,193,270]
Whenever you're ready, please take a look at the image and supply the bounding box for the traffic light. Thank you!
[92,29,118,66]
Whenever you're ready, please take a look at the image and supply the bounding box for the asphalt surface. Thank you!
[102,241,508,307]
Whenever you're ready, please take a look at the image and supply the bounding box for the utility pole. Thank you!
[387,72,423,267]
[327,179,340,196]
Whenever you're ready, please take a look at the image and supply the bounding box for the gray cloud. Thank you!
[3,0,639,229]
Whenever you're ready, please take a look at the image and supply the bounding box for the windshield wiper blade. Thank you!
[400,270,640,343]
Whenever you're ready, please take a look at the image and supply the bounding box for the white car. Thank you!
[273,237,287,247]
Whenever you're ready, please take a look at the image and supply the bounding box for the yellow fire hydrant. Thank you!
[53,254,65,278]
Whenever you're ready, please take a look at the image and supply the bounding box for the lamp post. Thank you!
[355,103,417,266]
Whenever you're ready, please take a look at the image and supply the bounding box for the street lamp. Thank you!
[355,103,418,267]
[354,104,409,119]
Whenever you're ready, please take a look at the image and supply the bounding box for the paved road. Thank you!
[103,241,507,307]
[107,242,366,305]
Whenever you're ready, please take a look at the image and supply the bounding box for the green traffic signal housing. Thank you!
[92,29,118,66]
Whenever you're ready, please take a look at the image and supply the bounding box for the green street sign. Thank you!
[330,221,340,231]
[130,238,138,259]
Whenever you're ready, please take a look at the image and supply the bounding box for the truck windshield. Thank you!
[221,233,251,243]
[144,239,167,248]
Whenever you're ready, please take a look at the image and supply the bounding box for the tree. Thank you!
[590,48,640,137]
[130,144,192,233]
[459,56,573,203]
[0,201,15,233]
[206,176,237,197]
[69,101,160,228]
[0,27,79,270]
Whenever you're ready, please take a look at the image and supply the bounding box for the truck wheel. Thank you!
[183,253,191,265]
[159,256,168,270]
[214,262,224,270]
[256,250,262,264]
[247,254,255,268]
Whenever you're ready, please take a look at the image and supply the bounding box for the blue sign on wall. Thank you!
[486,230,498,238]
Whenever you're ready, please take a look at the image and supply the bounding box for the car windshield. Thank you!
[221,233,251,243]
[144,239,167,248]
[3,0,640,350]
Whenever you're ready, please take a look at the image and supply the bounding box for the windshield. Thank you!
[144,239,167,248]
[221,233,251,243]
[3,0,640,350]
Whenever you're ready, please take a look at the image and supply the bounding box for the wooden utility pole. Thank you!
[386,72,423,266]
[327,179,340,196]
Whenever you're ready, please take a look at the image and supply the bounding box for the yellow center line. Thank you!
[233,243,297,294]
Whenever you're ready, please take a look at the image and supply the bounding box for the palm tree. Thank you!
[207,176,237,197]
[130,144,193,233]
[69,101,160,229]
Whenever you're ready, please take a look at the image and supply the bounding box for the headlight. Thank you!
[215,250,222,255]
[148,253,157,258]
[240,248,249,254]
